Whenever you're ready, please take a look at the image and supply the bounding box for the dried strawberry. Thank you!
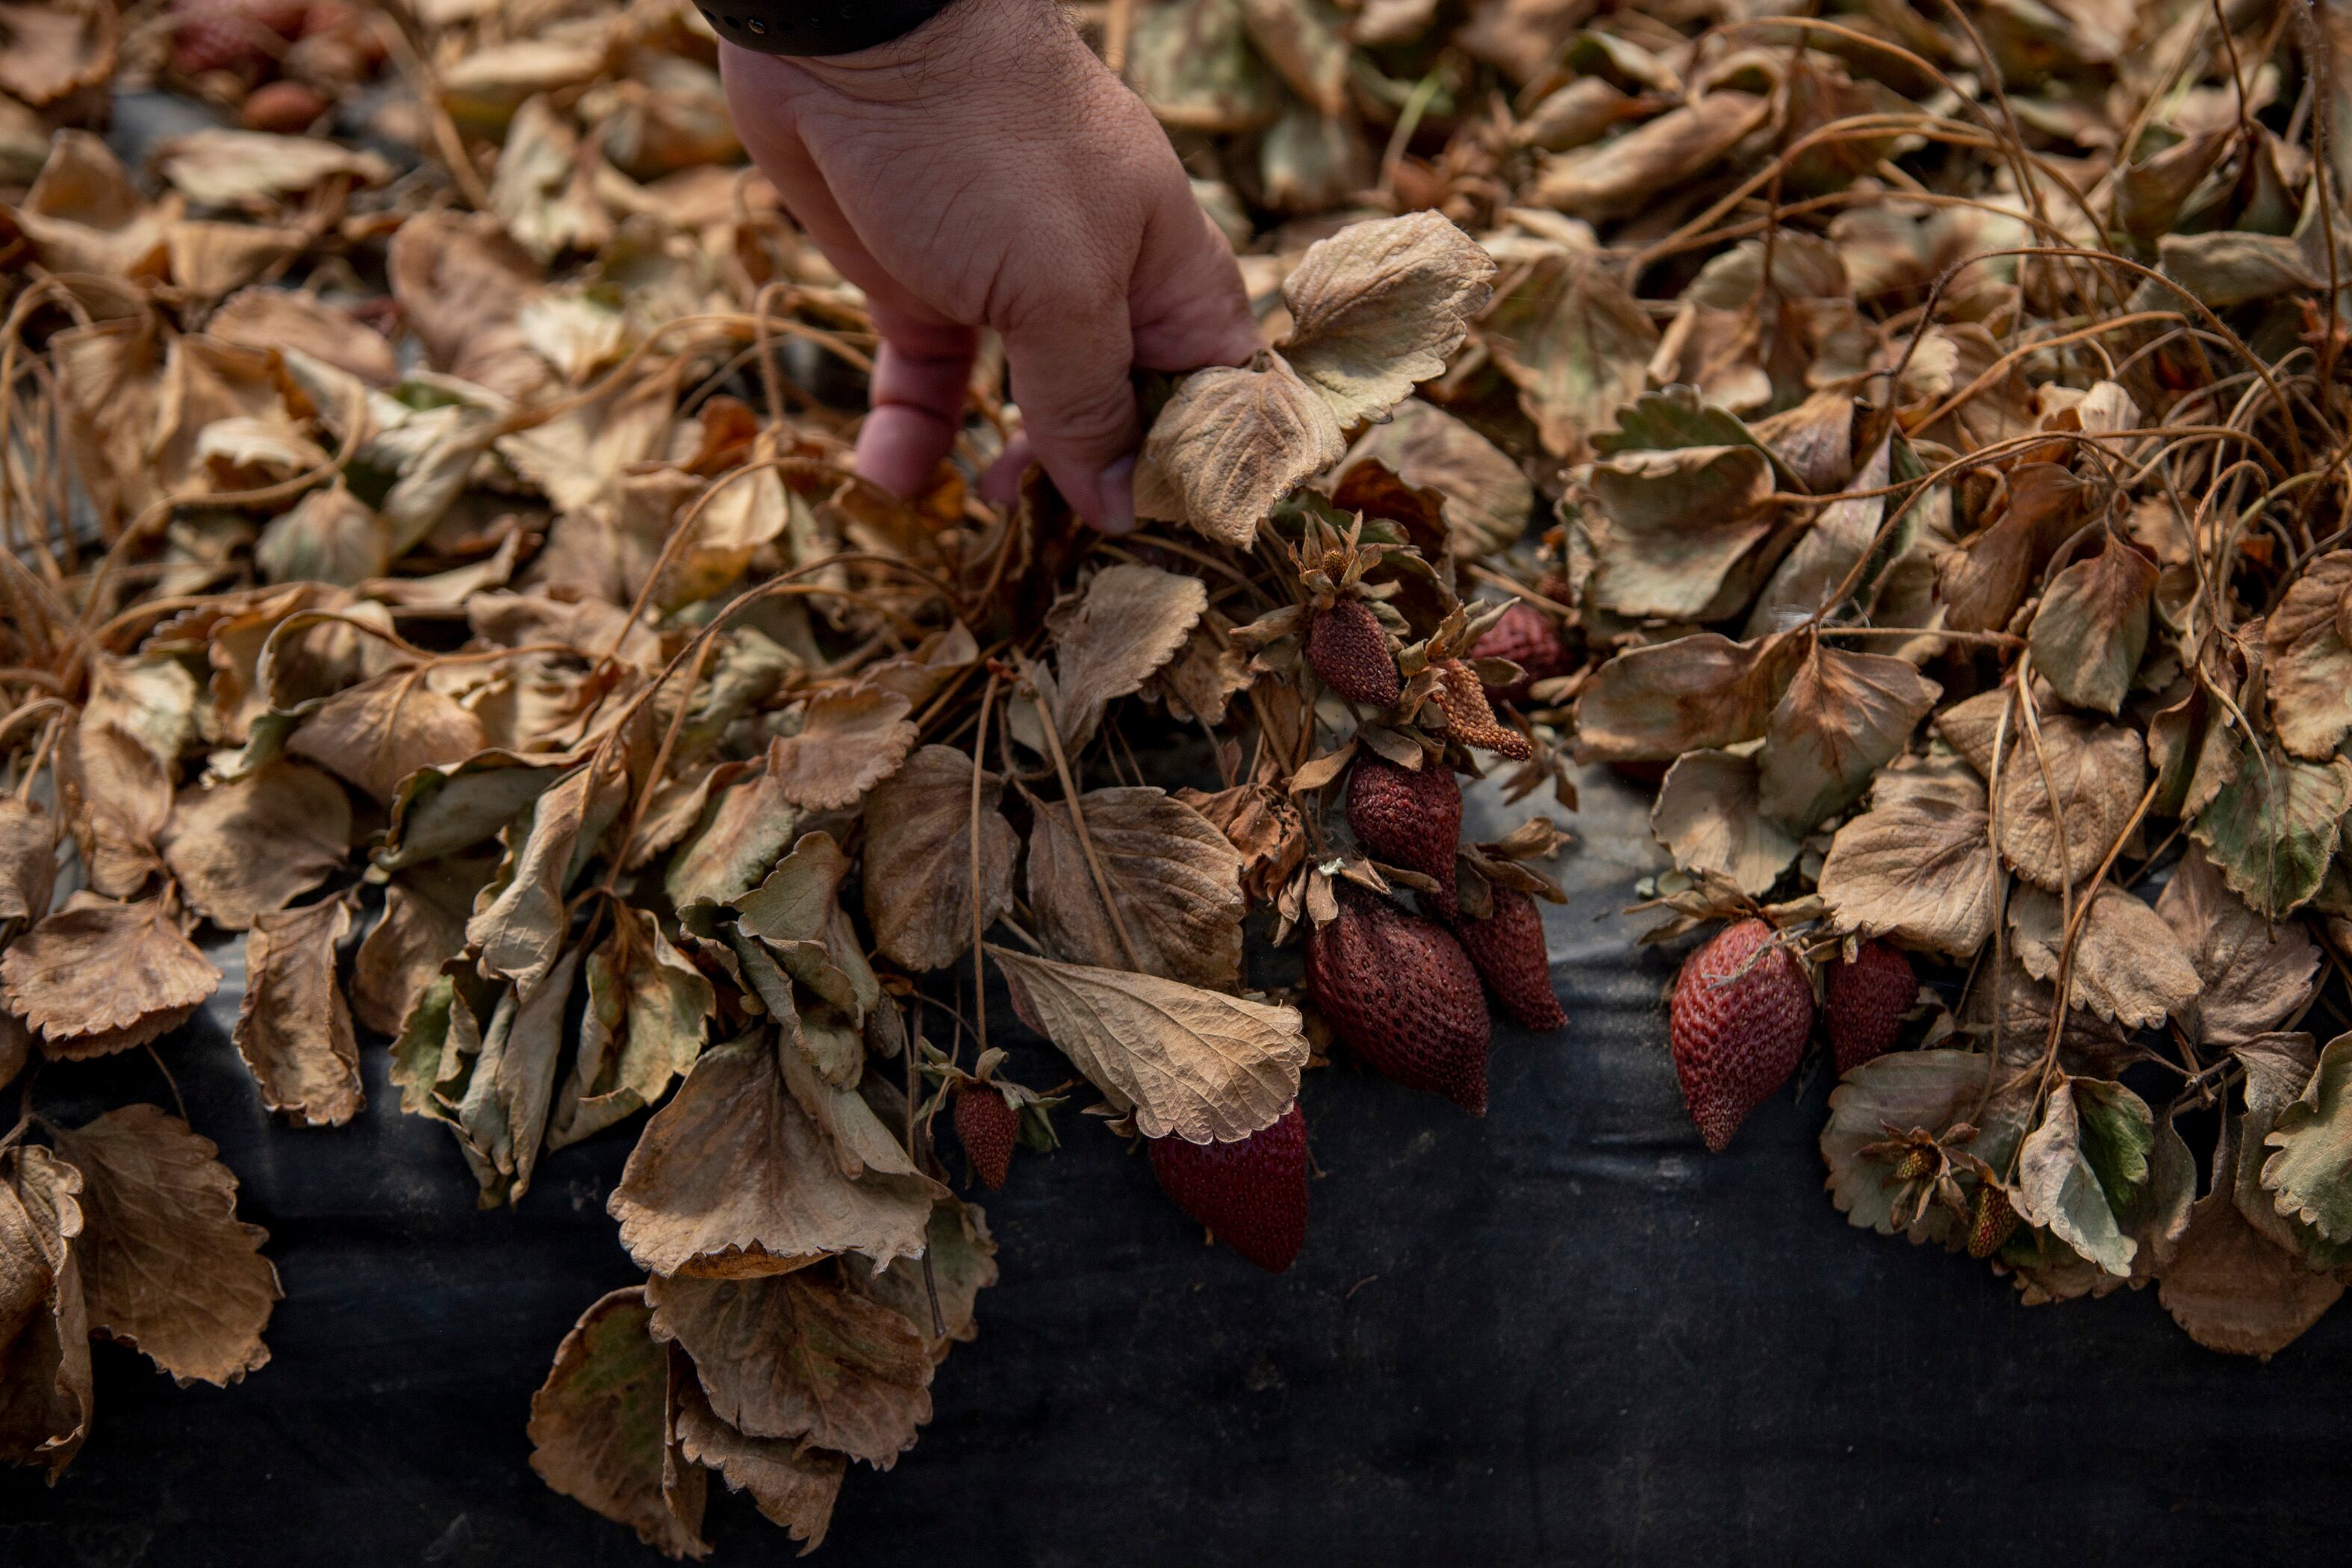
[240,79,329,134]
[1453,887,1564,1030]
[171,0,308,78]
[1474,603,1572,706]
[1345,756,1461,918]
[954,1083,1018,1191]
[1429,659,1532,759]
[1667,918,1813,1153]
[1307,598,1400,708]
[1826,939,1914,1074]
[1147,1102,1308,1273]
[1967,1183,2018,1259]
[1305,885,1490,1113]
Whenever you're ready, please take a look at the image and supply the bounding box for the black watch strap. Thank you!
[699,0,961,56]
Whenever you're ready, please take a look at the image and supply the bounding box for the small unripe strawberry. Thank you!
[1307,598,1400,708]
[1345,756,1461,918]
[240,79,329,133]
[1826,939,1915,1074]
[1305,886,1490,1113]
[954,1084,1018,1191]
[1474,603,1572,706]
[1967,1183,2018,1259]
[1147,1101,1308,1272]
[1429,659,1531,759]
[1453,887,1564,1030]
[1667,918,1813,1152]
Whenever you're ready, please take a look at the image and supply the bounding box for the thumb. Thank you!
[999,304,1140,532]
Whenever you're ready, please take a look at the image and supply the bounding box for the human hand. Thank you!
[720,0,1263,529]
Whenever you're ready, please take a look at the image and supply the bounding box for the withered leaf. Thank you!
[1048,562,1211,754]
[1572,632,1799,763]
[287,667,491,804]
[49,1105,279,1387]
[1479,245,1658,461]
[160,761,350,931]
[67,720,170,900]
[2159,1189,2343,1359]
[1649,750,1799,897]
[2007,885,2201,1031]
[0,1145,89,1481]
[609,1031,935,1278]
[991,949,1307,1144]
[0,799,57,925]
[2028,532,2157,718]
[2268,550,2352,760]
[1340,399,1533,558]
[2188,737,2352,918]
[1993,713,2147,892]
[666,762,801,909]
[2261,1032,2352,1244]
[468,754,629,998]
[767,686,918,812]
[862,747,1017,974]
[670,1375,843,1550]
[2156,847,2318,1048]
[450,945,584,1206]
[1821,1050,2026,1242]
[648,1268,933,1467]
[1278,210,1496,428]
[1579,444,1781,620]
[1529,92,1770,217]
[1027,788,1247,990]
[1134,356,1346,548]
[379,750,565,873]
[848,1197,998,1360]
[2014,1079,2153,1278]
[234,897,363,1127]
[528,1287,709,1561]
[1816,758,2000,959]
[0,895,221,1045]
[548,908,712,1151]
[1755,643,1940,833]
[351,857,490,1039]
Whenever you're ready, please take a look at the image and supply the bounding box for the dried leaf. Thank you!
[1993,713,2147,892]
[2267,550,2352,760]
[1817,758,2000,959]
[2008,885,2201,1030]
[1338,399,1533,557]
[1045,563,1209,752]
[1529,93,1770,217]
[161,761,349,930]
[669,1375,843,1549]
[609,1031,935,1278]
[1027,788,1246,989]
[49,1105,279,1387]
[1579,444,1781,620]
[287,668,491,805]
[991,949,1306,1144]
[2029,533,2157,718]
[0,895,221,1045]
[1822,1049,2024,1242]
[2014,1079,2153,1278]
[0,799,57,925]
[648,1269,933,1467]
[2156,847,2319,1048]
[548,908,712,1150]
[527,1287,709,1561]
[1134,358,1344,547]
[2188,738,2352,918]
[2159,1189,2343,1358]
[1755,643,1940,833]
[862,747,1017,974]
[1572,632,1800,763]
[449,945,584,1205]
[767,687,918,812]
[1479,246,1658,461]
[234,898,363,1127]
[1279,211,1496,427]
[666,763,801,909]
[0,1145,89,1481]
[66,720,170,900]
[351,857,488,1039]
[848,1197,998,1359]
[2261,1032,2352,1244]
[1649,750,1799,896]
[468,755,629,998]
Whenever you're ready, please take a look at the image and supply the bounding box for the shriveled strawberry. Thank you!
[954,1083,1018,1191]
[1454,887,1564,1030]
[1429,659,1531,759]
[1826,939,1914,1074]
[1345,756,1461,918]
[1474,603,1572,706]
[240,78,329,133]
[1307,598,1400,709]
[1147,1102,1308,1273]
[1667,918,1813,1152]
[1967,1183,2018,1259]
[1305,885,1489,1113]
[171,0,308,78]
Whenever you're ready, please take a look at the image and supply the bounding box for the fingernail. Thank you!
[1094,454,1136,535]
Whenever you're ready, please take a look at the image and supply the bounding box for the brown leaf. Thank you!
[669,1375,843,1549]
[648,1269,933,1467]
[1571,632,1801,763]
[527,1287,709,1561]
[766,686,919,812]
[287,667,491,804]
[2159,1190,2343,1359]
[2008,885,2202,1030]
[160,761,349,931]
[992,950,1307,1144]
[155,129,391,210]
[234,899,363,1127]
[1,895,221,1045]
[1817,757,2000,959]
[1175,783,1307,903]
[862,747,1017,974]
[467,754,629,998]
[1935,463,2081,634]
[1278,211,1496,428]
[1045,563,1210,753]
[1478,246,1658,462]
[1991,713,2147,892]
[665,762,802,910]
[0,1,116,107]
[1650,750,1799,896]
[0,1145,89,1481]
[2265,549,2352,761]
[0,799,57,926]
[449,945,585,1206]
[1528,93,1770,217]
[1027,788,1247,990]
[547,909,713,1151]
[1756,643,1941,833]
[351,856,490,1039]
[2029,532,2157,718]
[64,720,170,900]
[2155,847,2320,1048]
[1133,356,1345,547]
[1236,0,1351,114]
[1337,399,1534,558]
[1578,444,1781,620]
[49,1105,279,1387]
[385,211,550,401]
[847,1196,998,1360]
[209,287,397,387]
[609,1031,936,1279]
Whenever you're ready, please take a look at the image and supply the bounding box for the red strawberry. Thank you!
[1147,1102,1308,1272]
[1667,918,1813,1152]
[1826,939,1914,1074]
[171,0,308,78]
[1307,598,1401,709]
[954,1084,1018,1190]
[1453,887,1564,1030]
[1305,885,1490,1113]
[1967,1183,2018,1259]
[240,79,330,133]
[1474,603,1572,706]
[1345,756,1461,918]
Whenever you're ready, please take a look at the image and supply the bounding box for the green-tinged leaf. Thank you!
[2014,1079,2152,1277]
[2189,737,2352,918]
[2262,1031,2352,1243]
[548,909,713,1151]
[526,1287,708,1561]
[379,751,564,872]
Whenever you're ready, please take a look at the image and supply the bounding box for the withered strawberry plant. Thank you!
[14,0,2352,1552]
